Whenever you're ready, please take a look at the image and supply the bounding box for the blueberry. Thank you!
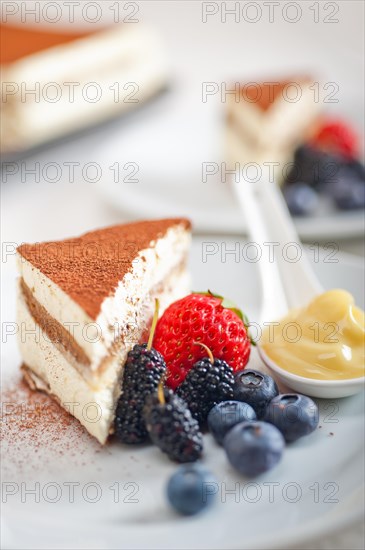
[224,421,284,477]
[283,182,319,216]
[285,146,365,211]
[329,168,365,210]
[233,369,279,419]
[264,394,319,443]
[166,464,217,515]
[208,401,256,445]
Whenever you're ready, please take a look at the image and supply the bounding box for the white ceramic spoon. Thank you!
[233,176,365,399]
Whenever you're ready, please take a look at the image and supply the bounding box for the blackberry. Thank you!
[114,299,166,444]
[176,344,234,426]
[114,344,166,443]
[345,158,365,180]
[143,387,203,463]
[285,146,342,189]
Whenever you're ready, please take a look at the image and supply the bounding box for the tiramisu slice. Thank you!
[226,77,321,178]
[17,219,191,444]
[1,23,167,154]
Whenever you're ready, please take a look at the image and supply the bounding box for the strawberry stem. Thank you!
[194,342,214,364]
[147,298,159,351]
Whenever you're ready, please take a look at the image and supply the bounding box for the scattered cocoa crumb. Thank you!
[318,425,322,429]
[1,376,102,478]
[329,432,334,436]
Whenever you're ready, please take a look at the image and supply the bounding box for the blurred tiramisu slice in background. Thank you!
[0,23,168,154]
[226,77,321,179]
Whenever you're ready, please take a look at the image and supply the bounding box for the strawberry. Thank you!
[310,118,359,160]
[153,292,252,390]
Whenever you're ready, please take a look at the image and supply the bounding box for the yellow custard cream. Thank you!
[261,290,365,380]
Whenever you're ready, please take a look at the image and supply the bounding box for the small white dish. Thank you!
[259,346,365,399]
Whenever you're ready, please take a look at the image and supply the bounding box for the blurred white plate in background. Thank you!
[96,88,364,239]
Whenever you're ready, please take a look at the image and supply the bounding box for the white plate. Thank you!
[1,238,364,550]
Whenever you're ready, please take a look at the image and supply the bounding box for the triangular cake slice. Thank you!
[227,77,320,150]
[226,77,321,176]
[17,219,191,444]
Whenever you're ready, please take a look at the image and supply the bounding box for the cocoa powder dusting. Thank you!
[17,218,190,320]
[1,377,101,478]
[239,77,311,111]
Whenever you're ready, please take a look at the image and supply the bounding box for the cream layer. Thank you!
[17,268,190,444]
[227,81,320,150]
[17,224,191,373]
